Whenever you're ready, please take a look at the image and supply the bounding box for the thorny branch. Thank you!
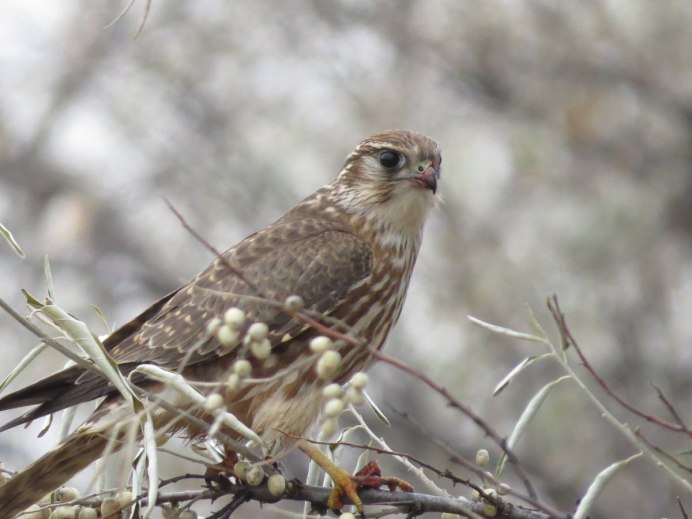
[279,431,565,519]
[56,479,554,519]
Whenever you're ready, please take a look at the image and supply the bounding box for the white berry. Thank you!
[267,474,286,496]
[316,350,341,380]
[251,338,271,360]
[322,383,343,399]
[206,317,222,335]
[349,372,368,389]
[54,487,80,502]
[204,393,224,412]
[345,386,365,406]
[475,449,490,467]
[77,508,98,519]
[217,324,239,346]
[310,336,333,354]
[233,359,252,377]
[245,465,264,486]
[50,506,76,519]
[284,295,304,311]
[100,498,119,518]
[247,322,269,341]
[233,460,251,481]
[324,398,345,417]
[224,307,246,328]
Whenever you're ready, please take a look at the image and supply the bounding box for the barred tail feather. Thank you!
[0,431,108,518]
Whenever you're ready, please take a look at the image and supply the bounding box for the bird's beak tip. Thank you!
[413,166,438,194]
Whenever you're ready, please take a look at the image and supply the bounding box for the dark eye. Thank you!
[378,150,401,169]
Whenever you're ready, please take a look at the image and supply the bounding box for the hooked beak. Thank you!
[412,165,438,194]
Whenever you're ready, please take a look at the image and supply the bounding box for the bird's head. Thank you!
[333,130,442,234]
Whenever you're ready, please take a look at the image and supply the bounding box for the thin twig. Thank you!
[366,346,539,500]
[0,296,99,374]
[548,296,687,434]
[390,408,565,518]
[633,430,692,473]
[103,0,152,39]
[652,383,692,437]
[165,199,264,296]
[207,490,252,519]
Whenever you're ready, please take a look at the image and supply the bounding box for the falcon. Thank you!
[0,129,441,517]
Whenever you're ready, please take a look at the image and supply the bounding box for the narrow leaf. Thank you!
[44,255,55,300]
[142,413,159,518]
[91,304,111,332]
[525,304,548,339]
[22,289,42,308]
[0,223,26,258]
[38,414,53,437]
[573,453,642,519]
[133,364,264,446]
[0,342,47,393]
[40,303,139,412]
[496,376,570,476]
[364,391,390,426]
[468,315,547,344]
[59,405,77,441]
[493,353,552,396]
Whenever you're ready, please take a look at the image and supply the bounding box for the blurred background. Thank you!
[1,1,691,517]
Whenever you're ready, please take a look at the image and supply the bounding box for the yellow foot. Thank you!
[300,444,414,516]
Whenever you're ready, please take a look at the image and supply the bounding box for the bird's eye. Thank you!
[378,150,401,169]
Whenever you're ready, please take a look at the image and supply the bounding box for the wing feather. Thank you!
[0,213,372,426]
[112,227,372,367]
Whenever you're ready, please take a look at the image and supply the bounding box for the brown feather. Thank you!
[0,431,108,517]
[0,130,442,515]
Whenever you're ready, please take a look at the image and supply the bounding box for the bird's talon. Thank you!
[327,477,364,514]
[353,460,381,479]
[324,461,413,517]
[351,461,414,493]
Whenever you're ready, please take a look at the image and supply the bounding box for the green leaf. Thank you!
[22,289,43,308]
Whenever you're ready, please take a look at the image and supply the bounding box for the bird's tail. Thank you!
[0,431,108,518]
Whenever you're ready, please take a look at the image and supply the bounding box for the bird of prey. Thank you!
[0,129,441,517]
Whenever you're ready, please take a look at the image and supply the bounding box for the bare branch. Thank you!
[547,295,689,434]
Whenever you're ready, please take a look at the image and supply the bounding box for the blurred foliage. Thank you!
[1,1,691,517]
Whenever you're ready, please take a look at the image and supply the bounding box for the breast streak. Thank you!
[337,266,411,376]
[223,235,417,446]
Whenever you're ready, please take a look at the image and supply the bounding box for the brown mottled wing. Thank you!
[0,214,373,428]
[107,223,372,369]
